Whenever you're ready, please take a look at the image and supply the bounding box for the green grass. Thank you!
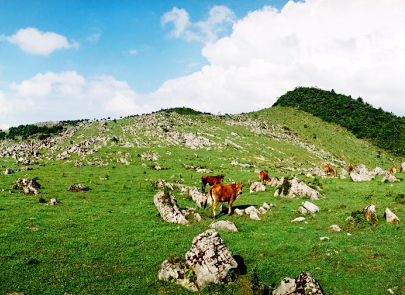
[1,107,404,294]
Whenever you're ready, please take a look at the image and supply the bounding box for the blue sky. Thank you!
[1,0,405,129]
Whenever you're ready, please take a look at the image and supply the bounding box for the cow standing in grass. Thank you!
[201,174,224,193]
[259,170,270,184]
[205,183,244,218]
[390,166,397,174]
[324,165,335,176]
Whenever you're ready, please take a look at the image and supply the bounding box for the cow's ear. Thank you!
[231,183,237,189]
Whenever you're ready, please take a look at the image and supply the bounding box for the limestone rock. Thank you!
[298,206,308,214]
[273,272,324,295]
[185,230,238,290]
[234,208,244,216]
[13,178,41,195]
[275,177,320,200]
[382,174,400,183]
[249,181,266,193]
[158,258,199,291]
[329,224,341,232]
[153,191,188,225]
[339,169,348,179]
[47,198,59,206]
[292,217,306,223]
[3,168,14,175]
[385,208,400,223]
[245,206,261,220]
[210,220,238,232]
[363,204,378,222]
[272,277,296,295]
[302,201,319,214]
[350,164,375,182]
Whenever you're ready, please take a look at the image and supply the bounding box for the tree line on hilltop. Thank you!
[273,86,405,156]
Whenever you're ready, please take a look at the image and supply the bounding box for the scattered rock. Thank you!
[298,207,308,214]
[382,174,400,183]
[292,217,306,223]
[13,178,41,195]
[350,164,375,182]
[68,183,90,192]
[154,191,188,225]
[3,168,14,175]
[302,201,319,214]
[234,208,244,216]
[363,204,378,222]
[245,206,261,220]
[249,181,266,193]
[384,208,400,223]
[329,224,341,232]
[319,237,330,241]
[210,220,238,232]
[47,198,59,206]
[275,177,320,200]
[273,272,324,295]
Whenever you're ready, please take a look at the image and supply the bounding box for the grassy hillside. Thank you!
[274,87,405,156]
[0,106,404,294]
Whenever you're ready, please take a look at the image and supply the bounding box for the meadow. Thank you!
[0,106,404,294]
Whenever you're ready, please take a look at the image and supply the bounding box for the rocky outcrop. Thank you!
[382,174,400,183]
[350,165,375,182]
[274,177,320,200]
[68,183,90,192]
[154,191,188,225]
[159,229,238,291]
[273,272,325,295]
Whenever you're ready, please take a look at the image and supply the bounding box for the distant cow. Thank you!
[347,165,354,173]
[205,183,244,218]
[201,174,224,193]
[259,170,270,184]
[324,165,335,176]
[390,166,397,174]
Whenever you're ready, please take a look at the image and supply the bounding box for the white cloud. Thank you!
[1,71,153,128]
[129,49,138,55]
[7,27,79,56]
[161,5,236,43]
[154,0,405,116]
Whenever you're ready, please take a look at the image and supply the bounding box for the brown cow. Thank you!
[324,165,335,176]
[259,170,270,184]
[201,174,224,193]
[390,166,397,174]
[205,183,244,218]
[347,165,354,173]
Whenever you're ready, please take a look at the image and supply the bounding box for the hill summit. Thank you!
[273,87,405,155]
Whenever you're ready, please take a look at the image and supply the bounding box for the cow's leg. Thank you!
[212,201,217,218]
[228,200,234,215]
[202,182,205,193]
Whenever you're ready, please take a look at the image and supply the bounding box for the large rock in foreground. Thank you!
[159,229,238,291]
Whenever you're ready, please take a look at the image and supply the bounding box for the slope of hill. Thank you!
[0,106,404,294]
[273,86,405,156]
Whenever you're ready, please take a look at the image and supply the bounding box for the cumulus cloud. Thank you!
[2,71,153,128]
[154,0,405,116]
[161,5,236,42]
[7,27,79,55]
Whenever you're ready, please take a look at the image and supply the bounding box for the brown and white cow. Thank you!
[324,165,335,176]
[390,166,397,174]
[205,183,244,218]
[201,174,225,193]
[259,170,270,184]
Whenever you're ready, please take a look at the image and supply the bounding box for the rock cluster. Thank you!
[13,178,41,195]
[273,272,324,295]
[274,177,320,200]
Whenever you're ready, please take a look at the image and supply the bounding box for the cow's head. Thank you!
[219,174,225,181]
[232,183,244,197]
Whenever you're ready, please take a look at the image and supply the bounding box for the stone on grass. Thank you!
[249,181,266,193]
[298,207,308,214]
[302,201,319,214]
[382,174,400,183]
[47,198,59,206]
[292,217,306,223]
[153,191,188,225]
[329,225,341,232]
[363,204,378,222]
[385,208,400,223]
[245,206,261,220]
[234,208,244,216]
[210,220,238,232]
[159,230,238,291]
